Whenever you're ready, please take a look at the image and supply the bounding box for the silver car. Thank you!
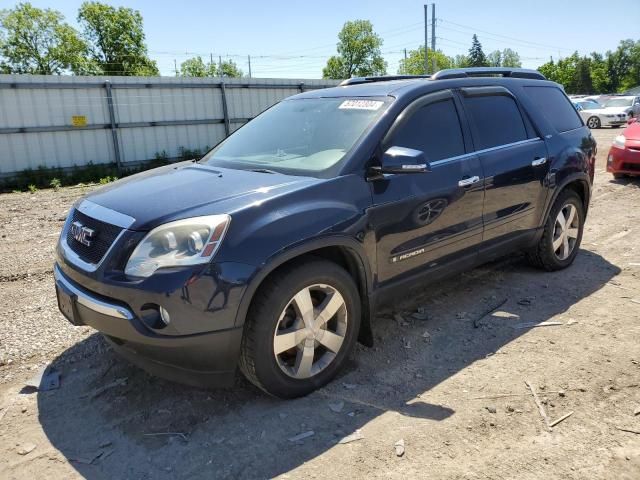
[573,100,628,129]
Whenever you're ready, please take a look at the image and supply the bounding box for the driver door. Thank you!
[367,90,485,286]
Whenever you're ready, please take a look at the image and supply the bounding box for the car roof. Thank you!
[294,75,559,101]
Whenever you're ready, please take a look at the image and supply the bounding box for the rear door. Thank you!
[368,90,485,286]
[458,87,549,246]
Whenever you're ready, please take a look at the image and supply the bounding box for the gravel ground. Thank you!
[0,128,639,479]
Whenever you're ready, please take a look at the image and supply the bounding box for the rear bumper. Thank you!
[54,264,244,387]
[607,145,640,175]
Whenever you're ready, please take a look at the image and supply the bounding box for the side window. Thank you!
[390,98,465,161]
[523,86,583,133]
[462,94,528,150]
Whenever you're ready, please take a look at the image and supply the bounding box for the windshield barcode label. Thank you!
[339,100,384,110]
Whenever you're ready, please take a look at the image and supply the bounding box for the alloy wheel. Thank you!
[273,284,347,379]
[552,203,580,261]
[587,117,600,129]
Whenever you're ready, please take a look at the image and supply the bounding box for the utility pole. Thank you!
[219,55,223,76]
[431,4,436,73]
[174,59,178,76]
[424,4,429,74]
[248,55,252,78]
[403,48,407,74]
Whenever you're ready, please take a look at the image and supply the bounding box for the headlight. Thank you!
[613,135,626,148]
[125,214,230,278]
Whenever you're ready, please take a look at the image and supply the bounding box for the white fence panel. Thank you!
[0,74,340,177]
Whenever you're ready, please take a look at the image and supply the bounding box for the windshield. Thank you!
[578,101,601,110]
[604,98,632,107]
[201,97,389,178]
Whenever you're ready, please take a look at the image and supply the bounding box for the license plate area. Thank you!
[56,284,81,325]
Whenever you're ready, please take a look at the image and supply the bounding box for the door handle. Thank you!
[532,157,547,166]
[458,175,480,187]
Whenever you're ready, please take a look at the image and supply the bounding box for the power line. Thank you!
[438,18,574,52]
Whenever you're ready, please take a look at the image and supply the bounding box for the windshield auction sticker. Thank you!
[339,99,384,110]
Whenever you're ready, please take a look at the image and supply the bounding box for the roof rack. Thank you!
[339,75,430,86]
[431,67,546,80]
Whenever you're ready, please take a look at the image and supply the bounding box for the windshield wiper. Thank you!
[249,168,278,174]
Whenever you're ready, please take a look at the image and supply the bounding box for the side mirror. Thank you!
[372,146,430,176]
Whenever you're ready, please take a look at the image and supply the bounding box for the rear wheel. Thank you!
[527,190,585,271]
[586,116,601,129]
[239,259,360,398]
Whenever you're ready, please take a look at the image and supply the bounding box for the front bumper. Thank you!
[607,145,640,176]
[602,118,627,127]
[54,264,245,387]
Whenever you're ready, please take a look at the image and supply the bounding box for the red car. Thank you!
[607,118,640,178]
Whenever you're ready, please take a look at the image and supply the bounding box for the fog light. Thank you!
[159,306,171,325]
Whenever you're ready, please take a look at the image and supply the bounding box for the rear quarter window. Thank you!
[524,86,583,133]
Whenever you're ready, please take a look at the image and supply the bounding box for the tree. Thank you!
[219,59,242,77]
[322,20,387,79]
[77,2,158,76]
[0,3,88,74]
[398,46,453,74]
[452,54,469,68]
[501,48,522,68]
[180,56,210,77]
[467,34,488,67]
[487,50,502,67]
[486,48,521,68]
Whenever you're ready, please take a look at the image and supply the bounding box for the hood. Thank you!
[84,161,320,230]
[623,122,640,142]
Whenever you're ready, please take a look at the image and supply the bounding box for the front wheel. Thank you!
[239,259,361,398]
[526,190,585,271]
[586,116,601,129]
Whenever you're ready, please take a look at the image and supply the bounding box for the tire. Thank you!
[586,116,601,129]
[239,258,361,398]
[526,189,585,271]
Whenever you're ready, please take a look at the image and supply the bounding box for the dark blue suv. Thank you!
[54,68,596,398]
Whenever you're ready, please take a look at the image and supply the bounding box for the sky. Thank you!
[7,0,640,78]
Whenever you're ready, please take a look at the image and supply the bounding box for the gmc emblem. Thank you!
[70,221,95,247]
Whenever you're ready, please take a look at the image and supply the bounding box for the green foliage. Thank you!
[219,59,242,78]
[180,56,242,78]
[77,2,158,76]
[538,39,640,94]
[468,35,488,67]
[0,2,88,74]
[1,145,210,192]
[27,184,37,193]
[323,20,387,79]
[397,46,452,75]
[486,48,522,68]
[451,54,469,68]
[181,56,211,77]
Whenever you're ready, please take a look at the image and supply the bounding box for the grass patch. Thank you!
[1,146,210,192]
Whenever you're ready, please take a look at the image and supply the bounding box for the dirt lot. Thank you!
[1,128,639,479]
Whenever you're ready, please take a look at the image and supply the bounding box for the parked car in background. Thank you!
[607,118,640,178]
[54,67,595,398]
[573,100,627,129]
[602,95,640,118]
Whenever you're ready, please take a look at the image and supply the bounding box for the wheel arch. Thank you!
[543,173,591,225]
[234,237,375,346]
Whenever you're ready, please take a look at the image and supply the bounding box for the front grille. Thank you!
[65,208,123,265]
